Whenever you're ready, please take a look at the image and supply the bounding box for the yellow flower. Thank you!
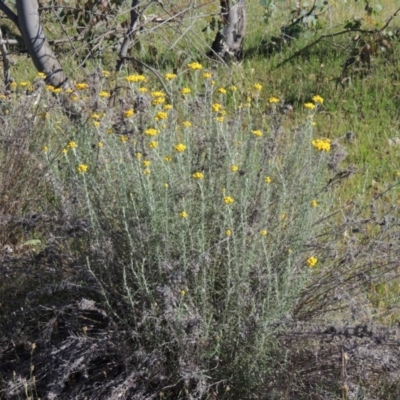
[19,81,30,87]
[252,130,263,137]
[164,155,172,162]
[179,211,188,218]
[125,74,147,83]
[212,103,222,113]
[182,121,192,128]
[164,104,173,110]
[188,62,203,70]
[155,111,167,120]
[138,87,148,93]
[143,160,151,167]
[230,165,239,172]
[269,97,279,104]
[174,143,187,153]
[135,152,142,159]
[311,138,331,152]
[120,135,128,143]
[264,176,272,184]
[99,91,110,98]
[164,183,169,188]
[65,88,73,94]
[77,164,88,173]
[0,94,6,100]
[52,88,62,94]
[91,112,101,120]
[124,109,134,118]
[75,83,89,90]
[46,85,55,91]
[42,145,49,153]
[165,73,177,80]
[145,128,159,136]
[97,142,104,148]
[142,168,151,175]
[151,91,165,98]
[224,196,235,204]
[37,72,46,79]
[192,172,204,180]
[230,85,238,91]
[304,102,316,110]
[312,95,324,104]
[203,72,212,79]
[217,87,227,95]
[307,256,318,267]
[148,141,158,149]
[180,289,186,296]
[225,229,232,237]
[70,95,79,101]
[215,116,224,123]
[260,230,268,236]
[311,200,318,207]
[92,120,100,128]
[62,148,68,155]
[253,83,262,91]
[102,70,111,78]
[181,88,191,95]
[107,128,113,134]
[152,97,165,106]
[67,141,77,149]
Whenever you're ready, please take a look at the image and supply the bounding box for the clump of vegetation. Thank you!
[1,1,400,399]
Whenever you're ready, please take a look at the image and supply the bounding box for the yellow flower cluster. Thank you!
[307,256,318,267]
[125,75,147,83]
[311,138,331,152]
[165,73,177,80]
[145,128,159,136]
[77,164,88,173]
[192,172,204,180]
[188,62,203,70]
[224,196,235,204]
[75,83,89,90]
[174,143,187,153]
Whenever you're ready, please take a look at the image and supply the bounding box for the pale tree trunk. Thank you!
[211,0,246,61]
[16,0,70,88]
[116,0,139,71]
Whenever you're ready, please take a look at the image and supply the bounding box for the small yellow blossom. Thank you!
[182,121,192,128]
[124,109,134,118]
[230,165,239,172]
[307,256,318,267]
[151,91,165,98]
[77,164,88,173]
[138,87,148,93]
[135,152,142,159]
[148,141,158,149]
[107,128,113,134]
[188,62,203,70]
[52,88,62,94]
[252,130,263,137]
[212,103,222,113]
[164,183,169,188]
[19,81,30,87]
[42,145,49,153]
[230,85,238,91]
[0,94,6,100]
[67,141,77,149]
[165,73,177,80]
[65,88,73,94]
[46,85,55,91]
[155,111,167,120]
[164,104,173,110]
[91,112,101,120]
[102,70,111,78]
[225,229,232,237]
[164,156,172,162]
[269,97,279,104]
[97,142,104,148]
[311,138,331,152]
[37,72,46,79]
[203,72,212,79]
[224,196,235,204]
[92,120,100,128]
[142,168,151,175]
[264,176,272,184]
[218,87,227,95]
[311,200,318,207]
[75,83,89,90]
[152,97,165,106]
[253,83,262,92]
[99,91,110,98]
[180,290,186,296]
[260,230,268,236]
[192,172,204,180]
[215,116,224,123]
[312,95,324,104]
[70,95,79,101]
[120,135,128,143]
[143,160,151,167]
[62,148,68,155]
[174,143,187,153]
[179,211,188,218]
[125,75,147,83]
[281,213,287,220]
[304,102,316,110]
[181,88,191,95]
[145,128,159,136]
